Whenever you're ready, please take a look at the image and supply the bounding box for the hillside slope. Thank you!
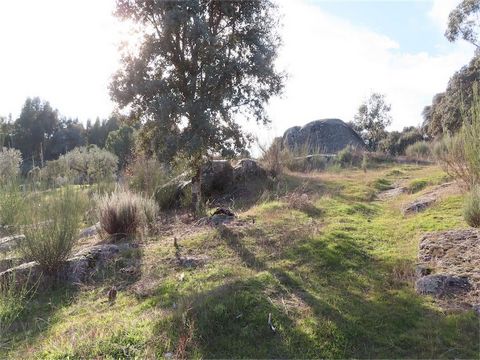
[2,165,479,359]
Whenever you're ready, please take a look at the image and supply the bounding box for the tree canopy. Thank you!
[353,93,392,151]
[422,54,480,137]
[446,0,480,47]
[110,0,284,165]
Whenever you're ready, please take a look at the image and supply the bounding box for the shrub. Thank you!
[0,272,31,345]
[336,145,363,168]
[42,145,118,185]
[405,141,431,160]
[0,147,22,184]
[20,187,86,274]
[464,186,480,227]
[127,156,171,197]
[433,133,474,189]
[97,188,158,241]
[0,182,25,231]
[259,138,291,176]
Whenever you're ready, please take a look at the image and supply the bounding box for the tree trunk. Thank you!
[191,166,202,216]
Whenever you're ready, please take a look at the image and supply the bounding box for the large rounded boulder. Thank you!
[282,118,365,154]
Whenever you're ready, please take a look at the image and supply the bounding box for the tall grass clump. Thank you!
[464,186,480,228]
[0,182,25,233]
[405,141,431,160]
[97,188,158,241]
[20,187,86,274]
[336,145,363,168]
[126,156,171,197]
[434,83,480,189]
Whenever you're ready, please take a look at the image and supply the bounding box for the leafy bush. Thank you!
[127,156,171,198]
[336,145,363,168]
[97,188,158,241]
[0,147,22,184]
[405,141,431,160]
[434,83,480,190]
[464,186,480,227]
[20,187,86,274]
[42,145,118,185]
[433,133,474,189]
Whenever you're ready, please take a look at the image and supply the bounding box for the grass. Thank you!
[1,164,479,358]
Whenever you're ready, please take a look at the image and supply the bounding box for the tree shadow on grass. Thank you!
[1,244,144,356]
[152,225,480,358]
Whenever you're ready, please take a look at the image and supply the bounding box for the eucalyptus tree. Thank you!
[353,93,392,151]
[446,0,480,47]
[110,0,284,213]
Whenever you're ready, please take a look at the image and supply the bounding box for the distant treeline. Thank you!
[0,97,135,171]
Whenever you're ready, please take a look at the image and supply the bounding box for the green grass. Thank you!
[1,165,478,359]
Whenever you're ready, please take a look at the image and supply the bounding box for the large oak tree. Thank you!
[110,0,284,212]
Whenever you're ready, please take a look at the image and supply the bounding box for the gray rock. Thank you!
[402,196,436,215]
[0,243,135,289]
[233,159,267,180]
[201,160,233,195]
[282,118,366,154]
[0,234,25,253]
[415,274,471,297]
[78,223,100,239]
[210,214,234,226]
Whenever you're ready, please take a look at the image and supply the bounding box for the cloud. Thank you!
[0,0,124,121]
[428,0,462,30]
[263,0,474,140]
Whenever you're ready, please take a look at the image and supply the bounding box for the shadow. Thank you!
[148,221,480,358]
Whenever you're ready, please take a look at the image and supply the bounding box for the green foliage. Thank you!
[464,185,480,227]
[86,116,120,148]
[445,0,480,46]
[353,93,392,151]
[336,145,363,168]
[0,181,25,229]
[19,187,87,274]
[111,0,284,164]
[106,125,136,169]
[378,126,424,156]
[0,273,31,348]
[97,188,159,241]
[42,145,118,184]
[405,141,431,160]
[0,147,22,184]
[372,177,393,191]
[407,179,429,194]
[422,55,480,137]
[127,157,171,198]
[433,83,480,189]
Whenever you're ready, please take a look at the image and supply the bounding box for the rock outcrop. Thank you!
[416,228,480,310]
[282,119,366,154]
[0,243,136,289]
[155,159,268,209]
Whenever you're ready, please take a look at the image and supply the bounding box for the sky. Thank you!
[0,0,476,141]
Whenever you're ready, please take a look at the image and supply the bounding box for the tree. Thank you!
[111,0,284,213]
[86,116,120,148]
[106,125,136,169]
[446,0,480,47]
[0,147,22,184]
[353,93,392,151]
[48,119,86,159]
[422,54,480,137]
[14,97,60,165]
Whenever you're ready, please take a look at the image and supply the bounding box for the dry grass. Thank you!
[96,188,159,241]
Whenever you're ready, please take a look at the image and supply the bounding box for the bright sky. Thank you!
[0,0,476,140]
